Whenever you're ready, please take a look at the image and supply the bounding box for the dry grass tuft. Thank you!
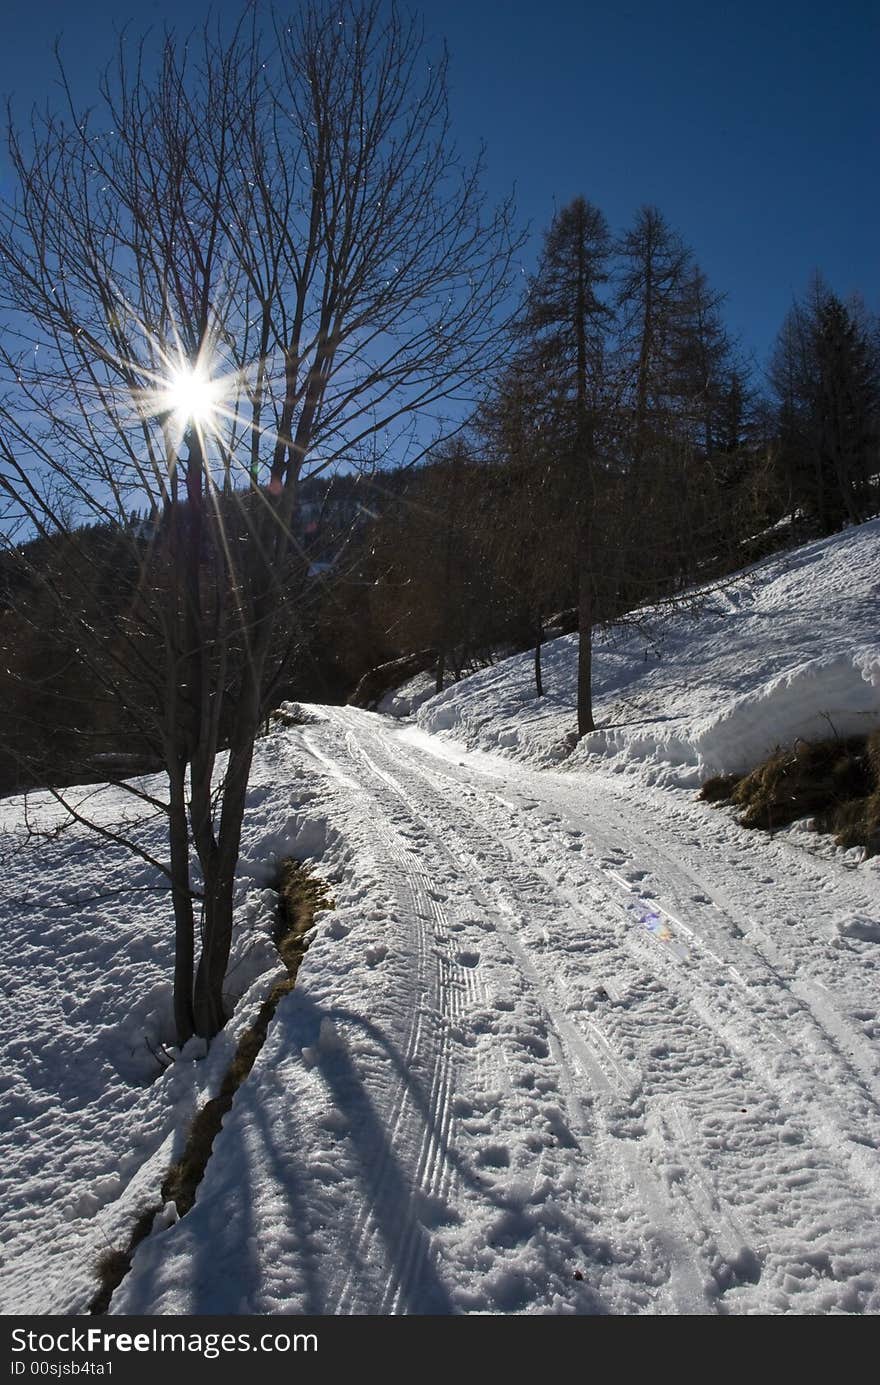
[89,1206,160,1315]
[275,857,334,975]
[699,773,743,803]
[699,731,880,858]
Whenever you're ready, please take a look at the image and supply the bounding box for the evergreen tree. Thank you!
[672,266,743,456]
[519,197,613,736]
[615,205,693,465]
[769,279,879,532]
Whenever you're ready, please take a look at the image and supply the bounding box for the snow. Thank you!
[419,520,880,783]
[377,669,440,719]
[0,777,303,1314]
[2,519,880,1316]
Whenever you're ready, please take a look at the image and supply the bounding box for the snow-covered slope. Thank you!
[418,521,880,782]
[0,776,303,1314]
[2,521,880,1317]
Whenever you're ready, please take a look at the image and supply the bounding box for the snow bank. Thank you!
[690,650,880,774]
[417,521,880,782]
[377,669,440,718]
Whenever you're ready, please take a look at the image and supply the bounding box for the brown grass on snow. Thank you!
[700,730,880,858]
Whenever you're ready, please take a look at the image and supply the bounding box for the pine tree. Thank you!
[519,197,613,736]
[672,266,743,456]
[769,279,879,533]
[615,205,693,466]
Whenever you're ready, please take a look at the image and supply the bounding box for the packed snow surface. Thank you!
[1,521,880,1316]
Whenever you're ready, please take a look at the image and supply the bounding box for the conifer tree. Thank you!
[519,197,613,736]
[769,279,879,532]
[615,205,693,466]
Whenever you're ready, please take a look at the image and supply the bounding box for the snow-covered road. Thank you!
[114,706,880,1316]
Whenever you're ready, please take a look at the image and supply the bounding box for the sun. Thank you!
[163,364,222,428]
[130,321,243,443]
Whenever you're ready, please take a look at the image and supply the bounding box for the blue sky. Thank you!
[1,0,877,373]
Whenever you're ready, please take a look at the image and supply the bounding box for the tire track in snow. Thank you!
[511,783,880,1206]
[327,712,721,1312]
[325,709,880,1311]
[388,722,880,1198]
[298,727,484,1314]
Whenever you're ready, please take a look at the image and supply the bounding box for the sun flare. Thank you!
[131,321,246,449]
[164,365,222,428]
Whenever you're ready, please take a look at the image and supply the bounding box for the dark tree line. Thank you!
[769,275,879,532]
[0,481,366,797]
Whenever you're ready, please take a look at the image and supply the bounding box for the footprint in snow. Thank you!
[413,1191,459,1227]
[459,915,494,932]
[518,1032,550,1059]
[476,1143,510,1168]
[456,949,480,968]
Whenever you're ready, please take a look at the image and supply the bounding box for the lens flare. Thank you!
[163,364,222,428]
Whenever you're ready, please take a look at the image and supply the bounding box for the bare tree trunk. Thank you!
[167,757,196,1045]
[576,505,595,737]
[190,544,270,1035]
[575,210,596,739]
[435,449,463,695]
[534,618,543,698]
[191,704,260,1034]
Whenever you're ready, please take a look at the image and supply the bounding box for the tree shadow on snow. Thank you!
[272,992,609,1315]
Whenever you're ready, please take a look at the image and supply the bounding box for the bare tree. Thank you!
[0,0,518,1041]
